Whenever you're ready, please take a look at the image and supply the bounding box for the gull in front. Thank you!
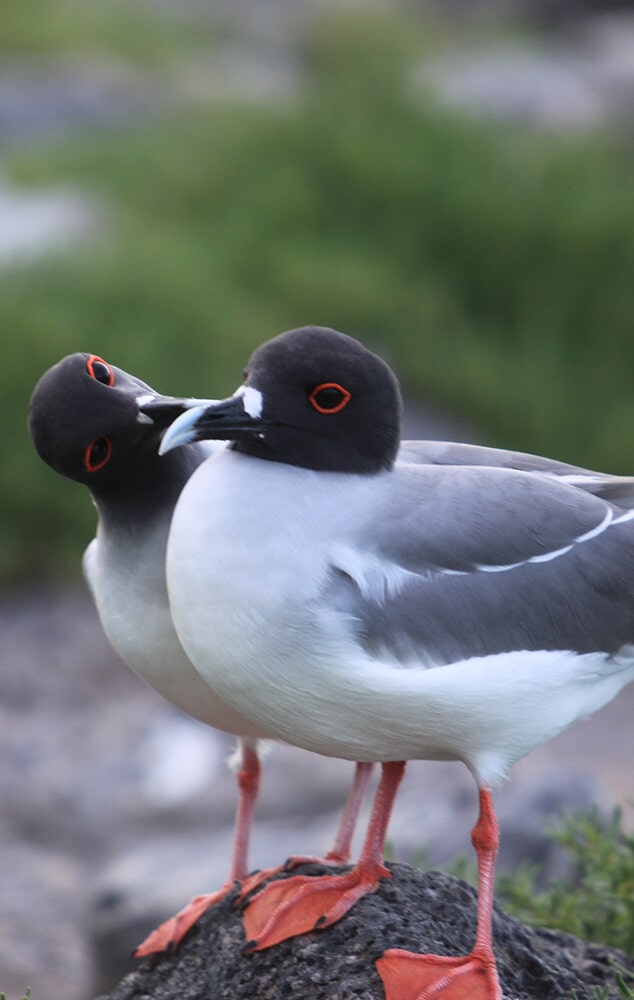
[151,325,634,1000]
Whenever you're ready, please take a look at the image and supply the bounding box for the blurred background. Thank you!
[1,0,633,996]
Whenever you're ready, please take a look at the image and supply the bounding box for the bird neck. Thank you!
[93,444,206,533]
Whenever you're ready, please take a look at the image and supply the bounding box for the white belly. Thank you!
[85,530,265,739]
[167,451,634,786]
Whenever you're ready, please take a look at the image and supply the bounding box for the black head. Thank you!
[29,353,202,515]
[156,326,403,474]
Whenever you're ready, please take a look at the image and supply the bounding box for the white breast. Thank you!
[84,523,265,739]
[166,450,634,786]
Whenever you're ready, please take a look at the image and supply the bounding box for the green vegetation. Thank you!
[497,807,634,958]
[574,973,634,1000]
[428,806,634,961]
[2,7,634,583]
[414,806,634,996]
[0,0,218,66]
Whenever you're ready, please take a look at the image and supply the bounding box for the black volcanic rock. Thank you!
[95,864,633,1000]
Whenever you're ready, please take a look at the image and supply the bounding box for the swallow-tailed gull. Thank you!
[28,352,375,956]
[152,325,634,1000]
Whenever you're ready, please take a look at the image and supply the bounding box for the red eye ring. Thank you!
[84,437,112,473]
[87,355,115,386]
[309,382,352,414]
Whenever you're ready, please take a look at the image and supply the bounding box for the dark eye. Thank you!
[87,355,114,386]
[308,382,352,414]
[84,437,112,473]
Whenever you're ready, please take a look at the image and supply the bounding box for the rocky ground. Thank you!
[94,866,634,1000]
[1,582,632,1000]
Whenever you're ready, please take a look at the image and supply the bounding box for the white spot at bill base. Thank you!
[234,384,263,419]
[136,394,156,408]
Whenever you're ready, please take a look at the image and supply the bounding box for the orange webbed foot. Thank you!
[237,850,349,903]
[242,860,390,952]
[376,946,502,1000]
[134,884,235,957]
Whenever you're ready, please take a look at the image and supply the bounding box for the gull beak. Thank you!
[136,393,213,431]
[155,388,265,455]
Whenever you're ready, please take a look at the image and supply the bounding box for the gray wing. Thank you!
[326,464,634,665]
[397,440,634,510]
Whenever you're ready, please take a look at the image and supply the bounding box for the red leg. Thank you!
[135,739,261,957]
[242,761,405,952]
[238,760,374,900]
[326,760,375,862]
[376,787,502,1000]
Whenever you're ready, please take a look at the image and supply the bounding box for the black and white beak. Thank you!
[140,386,265,454]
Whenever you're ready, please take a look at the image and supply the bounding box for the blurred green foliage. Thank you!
[0,0,218,65]
[413,806,634,973]
[2,8,634,583]
[497,806,634,958]
[574,980,634,1000]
